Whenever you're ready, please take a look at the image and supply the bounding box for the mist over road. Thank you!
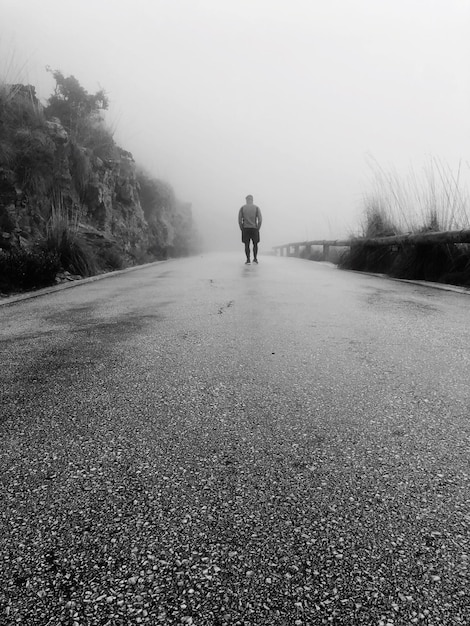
[1,253,469,625]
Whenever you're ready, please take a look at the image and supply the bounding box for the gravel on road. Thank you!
[0,255,469,625]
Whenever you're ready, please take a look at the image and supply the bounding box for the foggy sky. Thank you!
[2,0,470,251]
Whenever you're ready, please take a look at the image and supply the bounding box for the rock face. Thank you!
[82,149,150,255]
[0,84,199,261]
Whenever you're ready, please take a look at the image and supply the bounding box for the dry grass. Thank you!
[339,158,470,286]
[361,156,470,235]
[41,194,98,277]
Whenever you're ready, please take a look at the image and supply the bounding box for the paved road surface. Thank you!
[1,253,469,625]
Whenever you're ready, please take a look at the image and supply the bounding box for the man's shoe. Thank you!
[245,260,251,264]
[253,259,258,264]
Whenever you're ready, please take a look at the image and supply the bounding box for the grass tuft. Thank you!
[40,196,98,277]
[339,158,470,286]
[361,156,470,234]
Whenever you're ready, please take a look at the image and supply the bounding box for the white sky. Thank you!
[2,0,470,250]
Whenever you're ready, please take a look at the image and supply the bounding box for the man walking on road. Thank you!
[238,195,262,264]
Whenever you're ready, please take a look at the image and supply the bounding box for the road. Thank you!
[1,253,469,625]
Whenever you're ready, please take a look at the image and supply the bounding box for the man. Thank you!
[238,195,262,264]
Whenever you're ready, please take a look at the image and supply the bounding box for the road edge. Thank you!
[283,257,470,296]
[0,259,168,307]
[339,267,470,296]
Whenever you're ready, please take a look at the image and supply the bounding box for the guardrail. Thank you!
[273,239,350,261]
[273,229,470,261]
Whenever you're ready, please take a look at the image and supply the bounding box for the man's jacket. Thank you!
[238,204,262,230]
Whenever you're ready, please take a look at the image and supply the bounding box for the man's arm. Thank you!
[256,207,262,229]
[238,207,244,230]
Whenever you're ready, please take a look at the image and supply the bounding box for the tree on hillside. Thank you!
[45,68,108,139]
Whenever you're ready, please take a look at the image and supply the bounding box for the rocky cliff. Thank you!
[0,82,199,268]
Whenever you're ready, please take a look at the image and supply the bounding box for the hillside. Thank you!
[0,74,200,292]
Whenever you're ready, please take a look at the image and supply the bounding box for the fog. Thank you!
[2,0,470,251]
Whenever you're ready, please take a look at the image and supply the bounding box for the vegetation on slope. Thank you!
[339,160,470,287]
[0,70,200,294]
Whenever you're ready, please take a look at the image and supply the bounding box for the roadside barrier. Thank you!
[273,230,470,262]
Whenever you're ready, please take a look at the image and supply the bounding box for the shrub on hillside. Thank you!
[94,245,126,271]
[362,201,400,238]
[339,202,400,273]
[45,69,108,140]
[12,127,56,195]
[69,141,91,200]
[0,248,60,292]
[39,201,98,277]
[0,83,44,133]
[41,216,97,277]
[0,139,14,166]
[0,83,55,195]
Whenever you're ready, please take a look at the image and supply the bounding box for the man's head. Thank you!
[246,195,253,204]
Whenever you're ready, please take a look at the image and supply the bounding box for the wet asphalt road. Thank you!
[0,253,469,625]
